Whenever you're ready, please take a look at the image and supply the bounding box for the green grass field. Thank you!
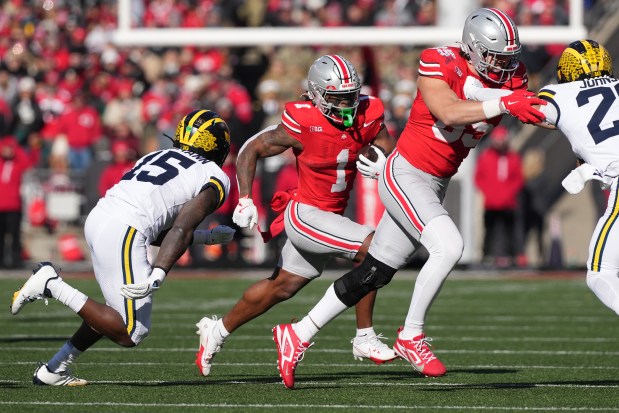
[1,271,618,412]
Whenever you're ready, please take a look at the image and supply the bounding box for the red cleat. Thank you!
[273,323,313,389]
[393,327,446,377]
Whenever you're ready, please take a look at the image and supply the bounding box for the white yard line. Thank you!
[1,333,616,343]
[2,346,618,356]
[0,400,617,411]
[4,361,619,370]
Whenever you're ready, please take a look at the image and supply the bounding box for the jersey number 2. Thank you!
[577,83,619,145]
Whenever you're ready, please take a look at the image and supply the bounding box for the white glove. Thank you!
[232,196,258,230]
[193,226,236,245]
[356,146,387,179]
[120,267,166,299]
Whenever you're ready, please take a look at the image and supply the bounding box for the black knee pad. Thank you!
[333,254,397,307]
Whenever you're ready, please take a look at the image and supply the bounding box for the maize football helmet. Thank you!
[173,109,230,167]
[307,54,362,127]
[557,40,613,84]
[461,8,521,84]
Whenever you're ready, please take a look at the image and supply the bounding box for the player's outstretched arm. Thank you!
[420,76,546,125]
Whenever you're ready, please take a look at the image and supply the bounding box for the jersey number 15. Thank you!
[122,151,196,185]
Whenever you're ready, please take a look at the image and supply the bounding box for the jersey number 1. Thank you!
[331,149,349,193]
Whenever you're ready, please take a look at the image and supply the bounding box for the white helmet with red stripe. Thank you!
[307,54,362,127]
[461,8,521,84]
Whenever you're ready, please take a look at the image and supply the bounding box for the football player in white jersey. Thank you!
[534,40,619,316]
[10,109,235,386]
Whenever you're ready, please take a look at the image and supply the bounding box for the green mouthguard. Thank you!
[341,108,354,127]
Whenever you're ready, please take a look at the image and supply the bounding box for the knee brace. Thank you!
[333,253,397,307]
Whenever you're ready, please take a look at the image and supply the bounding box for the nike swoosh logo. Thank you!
[363,120,375,127]
[507,101,517,105]
[397,342,423,365]
[238,205,252,213]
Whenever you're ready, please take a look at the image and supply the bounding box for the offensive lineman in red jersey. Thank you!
[194,54,397,380]
[272,8,548,388]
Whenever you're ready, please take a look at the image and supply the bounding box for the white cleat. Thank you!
[11,262,60,315]
[352,333,398,364]
[33,363,87,386]
[195,316,223,376]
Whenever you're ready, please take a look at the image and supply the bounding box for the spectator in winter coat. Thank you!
[474,126,524,267]
[55,91,103,171]
[0,135,40,268]
[98,141,136,197]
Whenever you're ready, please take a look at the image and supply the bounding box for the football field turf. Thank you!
[1,271,618,412]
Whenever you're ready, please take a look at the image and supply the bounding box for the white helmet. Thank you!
[461,8,521,84]
[307,54,362,127]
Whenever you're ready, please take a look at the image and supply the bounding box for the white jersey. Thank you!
[538,76,619,172]
[96,148,230,243]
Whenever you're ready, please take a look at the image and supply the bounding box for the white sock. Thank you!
[48,279,88,313]
[293,316,320,344]
[587,270,619,315]
[403,215,463,340]
[356,327,376,338]
[399,322,424,341]
[213,319,230,345]
[47,342,82,373]
[294,284,349,342]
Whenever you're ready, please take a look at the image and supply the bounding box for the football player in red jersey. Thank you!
[271,8,548,387]
[194,55,397,382]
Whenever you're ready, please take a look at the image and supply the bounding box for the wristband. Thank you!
[482,99,503,119]
[151,267,167,287]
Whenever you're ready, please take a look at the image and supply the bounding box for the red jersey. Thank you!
[474,147,523,210]
[398,46,528,178]
[0,137,40,211]
[98,161,135,197]
[281,95,384,214]
[57,105,103,149]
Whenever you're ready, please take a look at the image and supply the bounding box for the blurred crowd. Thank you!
[0,0,610,269]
